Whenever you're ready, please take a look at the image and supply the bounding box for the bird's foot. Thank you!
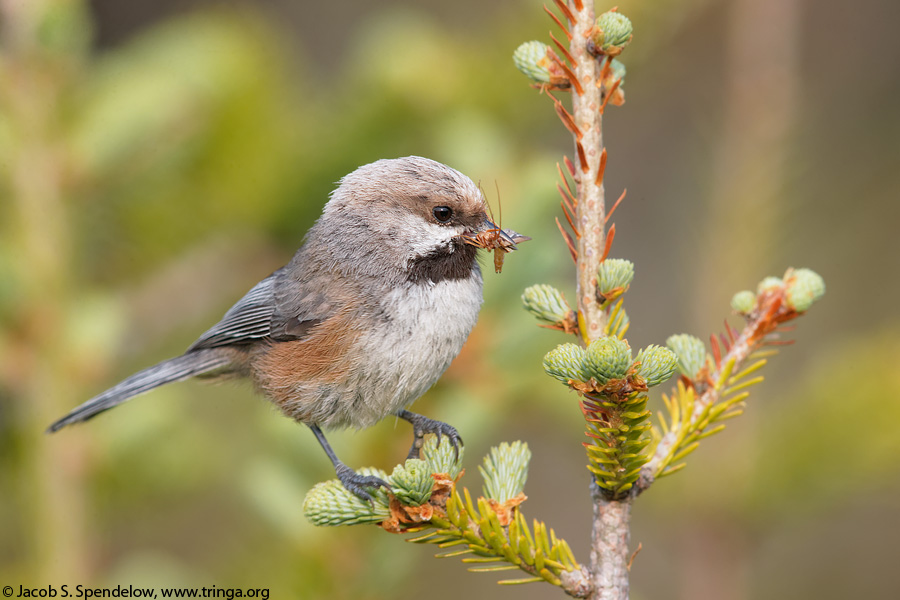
[335,463,391,504]
[400,411,463,461]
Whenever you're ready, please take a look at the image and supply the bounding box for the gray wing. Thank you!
[187,267,333,351]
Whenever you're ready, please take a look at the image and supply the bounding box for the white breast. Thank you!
[348,271,484,428]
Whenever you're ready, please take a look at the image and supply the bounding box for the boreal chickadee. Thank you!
[48,156,528,500]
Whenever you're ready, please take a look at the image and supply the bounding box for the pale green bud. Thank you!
[785,268,825,312]
[390,459,434,507]
[480,441,531,503]
[513,41,552,84]
[303,479,391,527]
[757,276,784,294]
[730,290,757,314]
[422,435,464,480]
[543,343,589,384]
[584,337,632,383]
[598,258,635,299]
[593,11,633,54]
[666,334,708,379]
[634,345,678,388]
[522,284,571,324]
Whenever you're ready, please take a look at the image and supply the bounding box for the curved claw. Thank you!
[335,463,391,504]
[399,410,463,461]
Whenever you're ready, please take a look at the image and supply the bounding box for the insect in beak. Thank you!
[461,219,531,273]
[486,220,521,248]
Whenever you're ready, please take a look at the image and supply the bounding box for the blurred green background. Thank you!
[2,0,899,598]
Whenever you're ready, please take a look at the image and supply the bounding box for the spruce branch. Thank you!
[302,436,592,596]
[542,337,675,499]
[512,3,823,598]
[513,3,638,597]
[638,268,825,491]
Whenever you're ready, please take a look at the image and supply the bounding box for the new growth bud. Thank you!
[513,41,553,84]
[584,337,632,384]
[592,11,633,56]
[730,290,757,314]
[480,441,532,504]
[422,435,464,480]
[390,459,434,507]
[757,276,784,295]
[634,345,678,388]
[609,59,627,83]
[784,268,825,312]
[666,334,709,380]
[601,59,628,106]
[303,478,391,526]
[543,343,589,384]
[597,258,635,303]
[522,284,572,325]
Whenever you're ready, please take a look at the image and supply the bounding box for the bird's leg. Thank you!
[308,424,391,503]
[397,409,463,461]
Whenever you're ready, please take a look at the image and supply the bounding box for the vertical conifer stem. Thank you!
[569,0,607,342]
[591,485,633,600]
[565,2,631,598]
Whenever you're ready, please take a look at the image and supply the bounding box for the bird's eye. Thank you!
[432,206,453,223]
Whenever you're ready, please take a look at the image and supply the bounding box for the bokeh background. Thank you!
[2,0,899,598]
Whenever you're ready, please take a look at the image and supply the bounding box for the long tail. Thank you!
[47,349,232,433]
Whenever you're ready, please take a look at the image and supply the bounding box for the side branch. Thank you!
[637,325,756,491]
[637,273,823,492]
[561,568,594,598]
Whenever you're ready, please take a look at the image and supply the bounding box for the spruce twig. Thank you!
[638,269,825,491]
[305,3,825,599]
